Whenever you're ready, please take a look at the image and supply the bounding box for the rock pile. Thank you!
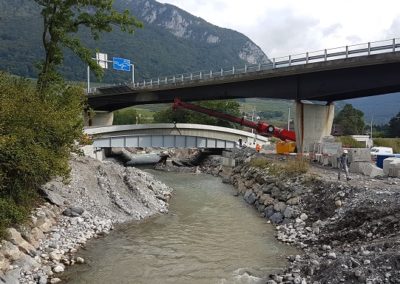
[1,155,173,283]
[201,148,400,283]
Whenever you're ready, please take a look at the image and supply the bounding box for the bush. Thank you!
[336,136,365,148]
[0,72,85,236]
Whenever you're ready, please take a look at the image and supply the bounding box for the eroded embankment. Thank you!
[0,155,172,284]
[200,149,400,284]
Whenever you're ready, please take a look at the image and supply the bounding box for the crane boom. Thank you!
[172,98,296,141]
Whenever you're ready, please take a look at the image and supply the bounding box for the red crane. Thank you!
[172,98,296,141]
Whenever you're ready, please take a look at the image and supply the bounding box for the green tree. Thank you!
[334,104,365,135]
[113,108,138,125]
[153,100,241,128]
[0,72,85,236]
[34,0,142,90]
[388,111,400,137]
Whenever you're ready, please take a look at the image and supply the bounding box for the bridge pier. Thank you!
[294,101,335,153]
[84,111,114,127]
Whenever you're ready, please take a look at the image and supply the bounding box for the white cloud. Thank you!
[159,0,400,57]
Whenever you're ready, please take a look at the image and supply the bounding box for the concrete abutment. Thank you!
[84,111,114,127]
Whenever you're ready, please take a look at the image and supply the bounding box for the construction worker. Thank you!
[338,149,351,181]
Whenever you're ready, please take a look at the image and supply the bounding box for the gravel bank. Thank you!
[0,155,172,284]
[201,148,400,284]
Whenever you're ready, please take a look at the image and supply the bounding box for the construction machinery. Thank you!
[172,98,297,153]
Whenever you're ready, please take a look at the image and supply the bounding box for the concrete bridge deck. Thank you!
[88,50,400,111]
[85,124,269,149]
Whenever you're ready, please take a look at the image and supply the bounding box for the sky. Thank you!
[159,0,400,58]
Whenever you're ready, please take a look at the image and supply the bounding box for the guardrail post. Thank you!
[173,76,175,83]
[210,70,212,78]
[272,58,276,68]
[150,79,153,86]
[157,78,160,85]
[190,73,193,80]
[368,42,371,55]
[165,77,168,84]
[200,72,202,79]
[288,55,292,66]
[306,52,309,64]
[143,80,146,86]
[181,74,184,81]
[244,64,247,73]
[324,49,327,61]
[221,68,223,76]
[393,38,396,52]
[258,63,261,71]
[345,46,349,58]
[232,66,235,74]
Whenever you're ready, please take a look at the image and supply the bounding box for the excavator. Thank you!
[172,98,297,153]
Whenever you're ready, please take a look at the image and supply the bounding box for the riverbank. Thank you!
[0,155,172,284]
[200,148,400,283]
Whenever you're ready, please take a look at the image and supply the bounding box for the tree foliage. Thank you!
[153,100,241,128]
[113,108,138,125]
[0,72,85,236]
[334,104,365,135]
[388,111,400,137]
[34,0,142,90]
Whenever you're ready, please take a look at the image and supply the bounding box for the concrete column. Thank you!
[84,111,114,127]
[294,101,335,153]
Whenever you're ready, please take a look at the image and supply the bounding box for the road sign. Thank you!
[96,52,108,69]
[113,57,131,72]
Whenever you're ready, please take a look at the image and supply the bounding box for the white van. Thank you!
[370,147,393,157]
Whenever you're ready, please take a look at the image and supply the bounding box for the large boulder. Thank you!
[270,212,284,224]
[6,228,36,256]
[243,190,257,205]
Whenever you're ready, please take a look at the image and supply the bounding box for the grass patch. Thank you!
[249,156,309,177]
[373,138,400,153]
[336,136,365,148]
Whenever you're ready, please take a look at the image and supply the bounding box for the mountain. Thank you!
[0,0,269,83]
[344,93,400,124]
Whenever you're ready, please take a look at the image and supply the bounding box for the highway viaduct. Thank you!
[86,39,400,152]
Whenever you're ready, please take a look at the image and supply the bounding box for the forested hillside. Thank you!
[0,0,268,83]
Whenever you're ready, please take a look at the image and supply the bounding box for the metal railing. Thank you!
[90,38,400,93]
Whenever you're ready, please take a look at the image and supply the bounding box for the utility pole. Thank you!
[370,115,374,139]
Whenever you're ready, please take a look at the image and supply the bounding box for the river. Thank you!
[64,171,297,284]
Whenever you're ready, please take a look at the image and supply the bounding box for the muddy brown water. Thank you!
[64,171,298,284]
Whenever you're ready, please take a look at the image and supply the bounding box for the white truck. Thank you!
[370,146,393,157]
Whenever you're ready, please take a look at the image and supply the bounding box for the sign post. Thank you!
[87,53,136,93]
[113,57,135,85]
[87,52,109,93]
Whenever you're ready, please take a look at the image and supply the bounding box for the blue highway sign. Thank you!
[113,57,131,72]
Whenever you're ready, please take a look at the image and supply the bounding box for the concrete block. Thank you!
[222,150,233,158]
[350,161,383,177]
[383,157,400,175]
[383,158,400,177]
[349,161,369,173]
[322,156,330,166]
[363,163,384,178]
[348,148,371,163]
[331,154,339,168]
[321,142,342,155]
[222,157,236,168]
